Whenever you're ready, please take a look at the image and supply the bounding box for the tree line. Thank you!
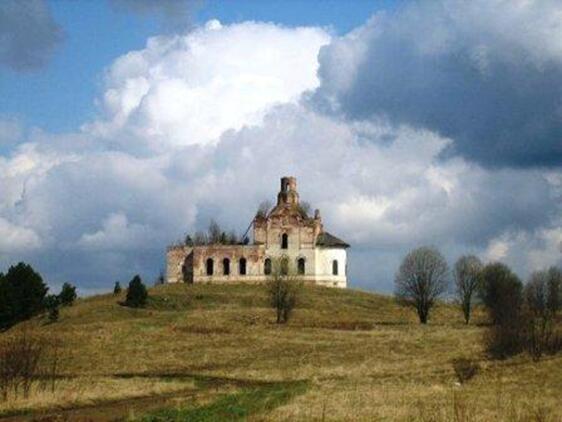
[395,246,561,359]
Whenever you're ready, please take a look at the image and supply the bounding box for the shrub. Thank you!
[58,282,77,306]
[395,246,449,324]
[266,259,301,324]
[44,295,60,323]
[452,358,479,384]
[113,281,122,294]
[0,330,64,401]
[125,275,148,308]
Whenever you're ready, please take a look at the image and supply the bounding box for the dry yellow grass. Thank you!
[1,283,560,421]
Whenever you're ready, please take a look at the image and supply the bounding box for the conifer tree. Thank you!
[125,275,148,308]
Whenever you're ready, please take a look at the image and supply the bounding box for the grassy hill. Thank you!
[1,283,561,421]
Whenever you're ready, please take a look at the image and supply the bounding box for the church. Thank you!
[166,177,349,288]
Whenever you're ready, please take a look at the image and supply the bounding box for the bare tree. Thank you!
[454,255,483,324]
[266,258,302,324]
[546,266,561,317]
[255,200,272,219]
[395,246,449,324]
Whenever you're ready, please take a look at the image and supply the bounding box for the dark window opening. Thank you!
[297,258,305,275]
[239,258,247,275]
[281,233,288,249]
[223,258,230,276]
[332,260,338,276]
[264,258,272,275]
[206,258,214,276]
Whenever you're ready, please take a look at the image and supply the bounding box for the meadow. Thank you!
[0,283,560,421]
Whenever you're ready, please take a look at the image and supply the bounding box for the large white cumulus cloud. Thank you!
[1,12,561,293]
[88,20,330,150]
[312,0,562,167]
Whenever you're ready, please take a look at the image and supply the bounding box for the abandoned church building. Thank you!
[166,177,350,288]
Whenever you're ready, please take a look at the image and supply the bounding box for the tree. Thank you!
[454,255,483,324]
[113,281,122,294]
[255,200,272,219]
[58,283,77,306]
[125,275,148,308]
[546,266,561,317]
[266,259,301,324]
[478,262,522,325]
[44,294,60,322]
[479,263,524,358]
[208,220,222,244]
[4,263,48,324]
[523,267,561,360]
[395,246,449,324]
[0,274,12,330]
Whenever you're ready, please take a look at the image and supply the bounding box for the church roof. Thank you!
[316,232,350,248]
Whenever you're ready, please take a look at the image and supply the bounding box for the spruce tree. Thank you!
[58,282,77,306]
[4,263,48,322]
[125,275,148,308]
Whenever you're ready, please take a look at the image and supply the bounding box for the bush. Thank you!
[58,282,77,306]
[479,263,525,358]
[125,275,148,308]
[44,295,60,323]
[452,358,479,384]
[113,281,122,294]
[0,330,64,401]
[266,259,301,324]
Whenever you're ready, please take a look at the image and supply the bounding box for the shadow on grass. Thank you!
[139,380,308,422]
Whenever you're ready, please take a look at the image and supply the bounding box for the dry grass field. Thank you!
[0,283,560,421]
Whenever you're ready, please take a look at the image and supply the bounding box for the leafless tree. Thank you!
[454,255,483,324]
[255,200,272,219]
[395,246,449,324]
[266,258,302,324]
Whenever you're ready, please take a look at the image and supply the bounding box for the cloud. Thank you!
[0,217,40,253]
[78,212,154,251]
[0,0,63,71]
[0,17,561,293]
[312,0,562,168]
[87,20,330,151]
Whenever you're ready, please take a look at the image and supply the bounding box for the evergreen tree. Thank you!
[58,282,77,306]
[113,281,122,294]
[0,273,13,330]
[125,275,148,308]
[4,262,48,323]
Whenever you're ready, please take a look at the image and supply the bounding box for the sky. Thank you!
[0,0,561,295]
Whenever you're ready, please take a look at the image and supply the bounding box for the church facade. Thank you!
[166,177,349,288]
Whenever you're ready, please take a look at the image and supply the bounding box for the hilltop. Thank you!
[1,283,561,421]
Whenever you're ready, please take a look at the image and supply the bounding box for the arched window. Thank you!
[281,233,288,249]
[264,258,272,275]
[281,257,289,276]
[332,260,338,276]
[239,258,247,276]
[223,258,230,276]
[297,258,305,275]
[206,258,214,276]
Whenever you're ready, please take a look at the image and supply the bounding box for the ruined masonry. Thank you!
[166,177,349,288]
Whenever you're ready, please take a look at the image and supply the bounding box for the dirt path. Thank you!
[0,374,291,422]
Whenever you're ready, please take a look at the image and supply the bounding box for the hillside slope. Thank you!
[1,283,561,421]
